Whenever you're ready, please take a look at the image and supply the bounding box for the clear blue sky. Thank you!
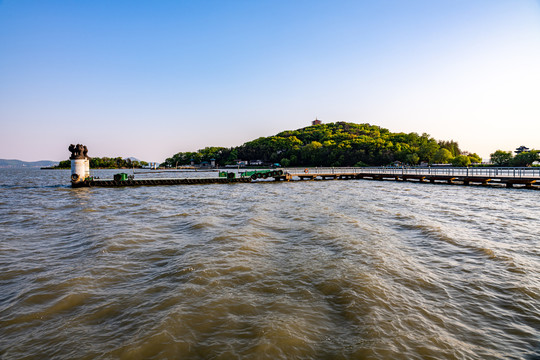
[1,0,539,162]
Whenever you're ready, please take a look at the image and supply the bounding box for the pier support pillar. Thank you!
[71,159,90,181]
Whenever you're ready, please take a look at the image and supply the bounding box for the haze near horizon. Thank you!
[1,0,539,162]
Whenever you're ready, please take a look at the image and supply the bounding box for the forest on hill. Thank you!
[162,122,482,168]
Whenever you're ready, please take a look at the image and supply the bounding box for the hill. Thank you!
[0,159,59,168]
[162,122,481,167]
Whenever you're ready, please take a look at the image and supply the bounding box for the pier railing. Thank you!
[283,167,540,179]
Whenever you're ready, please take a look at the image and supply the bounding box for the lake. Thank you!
[0,168,538,359]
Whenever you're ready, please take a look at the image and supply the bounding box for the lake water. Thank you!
[1,168,539,359]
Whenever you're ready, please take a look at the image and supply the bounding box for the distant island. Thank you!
[162,121,539,168]
[1,157,149,170]
[162,121,483,168]
[53,157,149,169]
[0,159,59,168]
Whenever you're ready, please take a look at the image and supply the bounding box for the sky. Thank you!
[1,0,539,162]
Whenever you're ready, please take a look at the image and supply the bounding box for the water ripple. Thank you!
[0,169,539,359]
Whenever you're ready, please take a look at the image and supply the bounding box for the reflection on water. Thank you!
[0,169,539,359]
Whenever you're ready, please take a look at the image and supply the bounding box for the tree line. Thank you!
[55,157,149,169]
[162,122,485,168]
[490,150,539,167]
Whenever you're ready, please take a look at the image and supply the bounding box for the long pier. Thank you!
[71,166,540,190]
[72,176,252,188]
[281,167,540,189]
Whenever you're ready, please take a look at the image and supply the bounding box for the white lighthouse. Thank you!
[69,144,90,183]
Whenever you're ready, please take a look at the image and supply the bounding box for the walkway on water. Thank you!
[71,177,252,187]
[71,167,540,190]
[280,167,540,188]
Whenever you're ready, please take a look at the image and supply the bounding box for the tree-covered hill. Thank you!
[163,122,481,168]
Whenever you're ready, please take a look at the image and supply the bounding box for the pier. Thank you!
[72,176,252,188]
[279,167,540,189]
[71,166,540,190]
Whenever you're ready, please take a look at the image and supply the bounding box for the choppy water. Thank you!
[1,168,539,359]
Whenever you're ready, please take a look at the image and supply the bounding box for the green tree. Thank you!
[438,140,461,157]
[406,153,420,165]
[301,141,323,165]
[451,155,471,167]
[490,150,513,166]
[467,153,482,164]
[57,160,71,168]
[433,148,453,164]
[417,134,439,163]
[511,150,539,167]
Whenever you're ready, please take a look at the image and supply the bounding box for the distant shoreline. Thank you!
[41,167,146,170]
